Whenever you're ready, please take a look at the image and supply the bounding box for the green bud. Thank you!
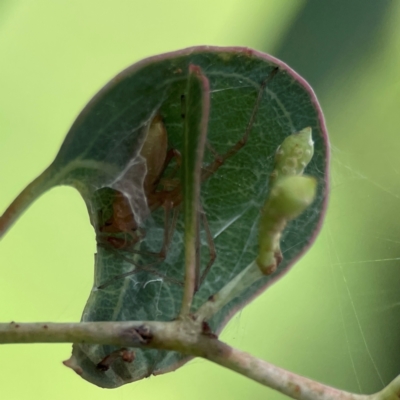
[271,127,314,183]
[256,176,317,275]
[256,128,316,275]
[267,175,317,220]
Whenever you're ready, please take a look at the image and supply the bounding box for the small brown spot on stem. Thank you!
[275,250,283,266]
[43,325,48,329]
[288,382,301,397]
[120,325,153,345]
[262,264,276,275]
[208,294,216,302]
[201,321,218,339]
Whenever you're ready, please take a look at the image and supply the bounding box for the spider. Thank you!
[96,67,279,290]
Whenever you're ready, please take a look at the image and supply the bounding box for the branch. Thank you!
[1,321,398,400]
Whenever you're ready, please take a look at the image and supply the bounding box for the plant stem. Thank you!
[1,321,398,400]
[195,260,264,320]
[207,342,368,400]
[0,167,52,239]
[180,64,209,317]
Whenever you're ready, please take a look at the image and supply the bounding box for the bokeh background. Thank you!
[1,1,399,399]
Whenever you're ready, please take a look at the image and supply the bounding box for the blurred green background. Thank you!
[1,1,399,399]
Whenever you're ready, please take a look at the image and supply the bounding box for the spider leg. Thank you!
[159,204,180,258]
[95,244,180,290]
[196,207,217,291]
[190,68,279,290]
[201,67,279,181]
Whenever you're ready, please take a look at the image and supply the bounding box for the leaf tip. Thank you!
[63,355,83,376]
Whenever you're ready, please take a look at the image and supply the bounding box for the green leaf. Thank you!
[0,47,329,388]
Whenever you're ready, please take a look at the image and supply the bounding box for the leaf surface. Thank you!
[0,46,329,387]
